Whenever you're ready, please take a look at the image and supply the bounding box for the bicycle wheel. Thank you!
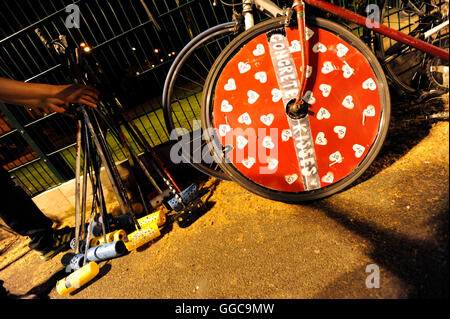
[162,22,239,180]
[201,16,391,202]
[374,0,449,94]
[426,36,449,92]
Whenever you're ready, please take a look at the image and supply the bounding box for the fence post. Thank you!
[0,102,72,183]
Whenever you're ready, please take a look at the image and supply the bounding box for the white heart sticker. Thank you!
[242,157,256,169]
[315,132,327,146]
[329,151,343,165]
[262,136,275,149]
[238,61,251,74]
[220,100,233,112]
[305,65,313,78]
[364,105,376,117]
[302,90,316,104]
[254,71,267,84]
[319,84,332,97]
[336,43,349,58]
[218,124,231,137]
[353,144,365,158]
[312,42,327,53]
[271,88,282,102]
[342,62,354,79]
[289,40,301,52]
[224,78,236,91]
[305,27,314,40]
[321,172,334,184]
[266,157,279,171]
[321,61,335,74]
[362,78,377,91]
[281,129,292,142]
[247,90,259,104]
[285,174,298,185]
[342,95,354,109]
[253,44,265,56]
[333,126,346,139]
[317,107,331,120]
[238,112,251,125]
[260,113,274,126]
[236,136,248,149]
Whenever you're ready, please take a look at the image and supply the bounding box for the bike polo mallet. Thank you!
[80,55,185,211]
[93,104,154,216]
[109,98,206,226]
[75,46,198,212]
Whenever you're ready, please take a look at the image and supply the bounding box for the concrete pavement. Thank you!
[0,114,448,299]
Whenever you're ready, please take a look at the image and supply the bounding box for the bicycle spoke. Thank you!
[160,23,236,180]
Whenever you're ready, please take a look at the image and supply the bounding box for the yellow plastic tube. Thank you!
[56,261,99,296]
[137,210,166,229]
[90,229,127,247]
[124,227,160,251]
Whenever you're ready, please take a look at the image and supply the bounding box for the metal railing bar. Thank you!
[0,10,14,38]
[117,1,154,74]
[151,106,170,139]
[128,1,169,67]
[12,167,40,192]
[17,38,45,77]
[24,33,52,71]
[159,0,186,46]
[93,0,132,68]
[132,107,158,146]
[158,0,197,18]
[2,1,25,30]
[0,0,82,45]
[45,142,77,157]
[106,1,144,71]
[22,112,57,128]
[2,46,27,80]
[34,160,58,186]
[84,2,107,43]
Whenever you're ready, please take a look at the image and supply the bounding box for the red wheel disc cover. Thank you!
[212,25,382,192]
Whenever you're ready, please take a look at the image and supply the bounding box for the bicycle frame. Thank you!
[245,0,449,61]
[397,0,449,39]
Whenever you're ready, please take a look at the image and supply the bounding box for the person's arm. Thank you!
[0,77,99,113]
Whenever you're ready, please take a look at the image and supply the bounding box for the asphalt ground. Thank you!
[0,98,448,300]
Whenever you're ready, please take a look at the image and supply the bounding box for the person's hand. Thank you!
[40,84,100,114]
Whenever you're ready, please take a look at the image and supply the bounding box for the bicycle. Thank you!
[374,0,449,98]
[163,0,449,203]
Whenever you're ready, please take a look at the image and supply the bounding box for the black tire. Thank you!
[162,22,239,180]
[426,36,449,92]
[374,0,449,95]
[202,16,391,203]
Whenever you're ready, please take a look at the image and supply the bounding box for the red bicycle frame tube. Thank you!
[304,0,449,62]
[293,0,308,105]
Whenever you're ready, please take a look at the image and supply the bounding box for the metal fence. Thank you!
[0,0,397,196]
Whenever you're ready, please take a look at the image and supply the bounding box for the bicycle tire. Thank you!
[202,16,391,202]
[374,0,449,95]
[426,38,449,92]
[162,22,239,181]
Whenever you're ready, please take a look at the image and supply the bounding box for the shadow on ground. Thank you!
[309,200,449,298]
[355,95,447,186]
[1,93,447,299]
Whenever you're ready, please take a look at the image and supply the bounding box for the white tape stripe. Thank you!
[266,30,321,190]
